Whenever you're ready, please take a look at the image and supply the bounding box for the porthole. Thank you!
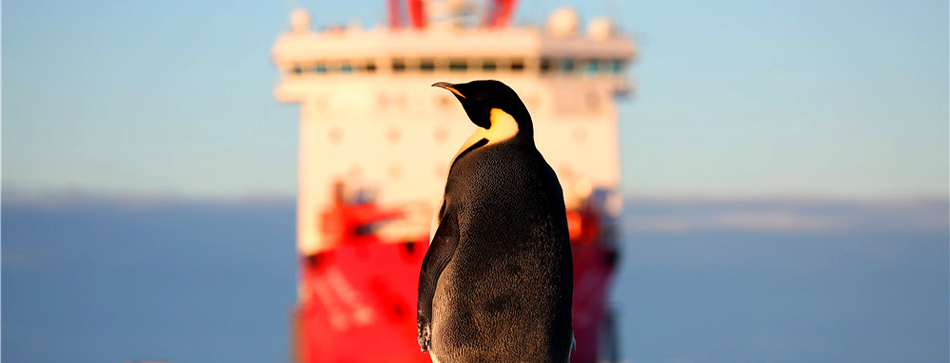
[438,95,452,109]
[573,128,587,143]
[387,127,401,144]
[329,127,342,144]
[434,127,448,144]
[389,164,402,179]
[434,165,447,178]
[349,164,363,179]
[587,92,600,111]
[525,94,540,107]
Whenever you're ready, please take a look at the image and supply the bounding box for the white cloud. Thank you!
[708,211,848,232]
[623,198,949,234]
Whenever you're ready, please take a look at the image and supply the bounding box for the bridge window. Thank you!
[562,58,575,72]
[585,60,599,74]
[510,59,525,72]
[610,59,623,74]
[284,56,626,76]
[531,58,627,76]
[540,58,552,73]
[420,59,435,72]
[392,58,406,72]
[449,59,467,72]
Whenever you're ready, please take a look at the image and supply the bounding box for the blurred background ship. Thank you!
[271,1,636,362]
[5,1,948,363]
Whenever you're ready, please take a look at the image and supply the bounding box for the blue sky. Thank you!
[3,0,948,199]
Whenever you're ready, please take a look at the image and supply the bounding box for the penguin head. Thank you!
[432,80,533,140]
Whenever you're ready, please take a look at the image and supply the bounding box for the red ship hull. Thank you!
[294,201,619,363]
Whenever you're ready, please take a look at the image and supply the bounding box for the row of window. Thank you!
[307,88,602,114]
[289,58,626,75]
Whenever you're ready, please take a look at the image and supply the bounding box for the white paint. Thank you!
[272,22,635,256]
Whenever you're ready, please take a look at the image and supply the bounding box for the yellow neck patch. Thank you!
[452,108,519,161]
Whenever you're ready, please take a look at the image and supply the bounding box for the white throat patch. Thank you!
[451,108,519,161]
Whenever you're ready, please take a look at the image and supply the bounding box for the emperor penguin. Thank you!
[418,80,573,363]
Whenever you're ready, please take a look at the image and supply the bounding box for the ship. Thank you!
[270,1,636,362]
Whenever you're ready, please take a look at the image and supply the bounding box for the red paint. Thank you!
[293,192,619,363]
[388,0,403,30]
[483,0,517,28]
[407,0,426,30]
[493,0,516,28]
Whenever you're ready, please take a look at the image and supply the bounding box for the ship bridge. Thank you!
[272,2,636,255]
[277,4,635,362]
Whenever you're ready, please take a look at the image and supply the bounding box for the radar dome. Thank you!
[291,8,311,34]
[548,7,578,36]
[588,18,612,40]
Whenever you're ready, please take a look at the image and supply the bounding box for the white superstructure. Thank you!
[272,5,637,255]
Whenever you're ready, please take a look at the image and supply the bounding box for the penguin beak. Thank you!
[433,81,491,129]
[432,82,466,99]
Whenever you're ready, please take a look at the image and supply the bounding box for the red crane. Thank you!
[388,0,518,30]
[483,0,516,28]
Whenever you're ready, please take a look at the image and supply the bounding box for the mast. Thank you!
[483,0,517,28]
[386,0,517,30]
[387,0,403,29]
[407,0,427,29]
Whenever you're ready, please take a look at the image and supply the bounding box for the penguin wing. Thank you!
[416,205,459,352]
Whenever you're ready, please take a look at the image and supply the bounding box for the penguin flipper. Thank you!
[417,206,459,352]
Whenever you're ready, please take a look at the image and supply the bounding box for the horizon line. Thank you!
[3,186,947,207]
